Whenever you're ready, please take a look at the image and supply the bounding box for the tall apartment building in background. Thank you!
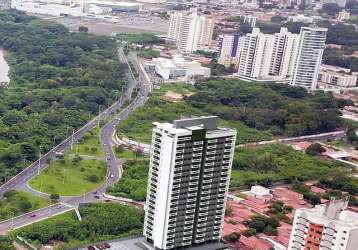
[291,27,327,90]
[0,0,11,9]
[236,27,299,81]
[270,27,299,79]
[237,28,274,79]
[143,116,236,250]
[167,9,215,53]
[217,33,240,67]
[288,198,358,250]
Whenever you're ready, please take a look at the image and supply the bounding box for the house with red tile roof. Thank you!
[273,187,310,210]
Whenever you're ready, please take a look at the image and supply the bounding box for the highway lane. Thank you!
[0,203,73,234]
[0,49,151,232]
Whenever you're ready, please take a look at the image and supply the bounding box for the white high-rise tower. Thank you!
[236,27,299,81]
[270,27,300,79]
[167,9,215,53]
[143,116,236,250]
[237,28,274,79]
[291,27,327,90]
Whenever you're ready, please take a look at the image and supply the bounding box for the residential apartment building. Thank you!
[217,33,240,67]
[337,10,350,21]
[236,27,298,81]
[143,116,236,250]
[318,64,358,88]
[291,27,327,90]
[0,0,11,9]
[167,9,215,53]
[237,28,274,79]
[288,198,358,250]
[243,15,257,27]
[270,27,300,79]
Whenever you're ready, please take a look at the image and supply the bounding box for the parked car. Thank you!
[87,246,96,250]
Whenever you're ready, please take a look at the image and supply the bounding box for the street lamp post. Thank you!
[71,129,75,150]
[10,211,14,229]
[97,105,101,128]
[37,146,42,176]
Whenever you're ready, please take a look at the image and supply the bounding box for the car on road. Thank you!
[110,174,114,178]
[29,214,36,218]
[94,195,100,199]
[95,243,110,249]
[87,246,96,250]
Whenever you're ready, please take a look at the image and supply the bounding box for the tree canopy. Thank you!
[0,10,125,183]
[187,78,343,136]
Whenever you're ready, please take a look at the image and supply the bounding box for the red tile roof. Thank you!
[273,187,310,210]
[238,236,273,250]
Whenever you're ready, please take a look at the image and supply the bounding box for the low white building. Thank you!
[288,14,313,23]
[12,0,84,16]
[86,0,143,12]
[242,185,273,200]
[318,64,358,88]
[150,55,210,81]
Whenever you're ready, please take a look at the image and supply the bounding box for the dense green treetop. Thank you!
[0,10,125,183]
[188,78,343,136]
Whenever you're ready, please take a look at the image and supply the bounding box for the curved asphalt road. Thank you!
[0,49,151,233]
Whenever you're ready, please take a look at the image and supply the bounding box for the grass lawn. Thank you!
[29,155,107,196]
[0,190,50,221]
[117,83,272,144]
[68,128,104,158]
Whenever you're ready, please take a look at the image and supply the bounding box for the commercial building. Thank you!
[217,33,240,67]
[318,64,358,88]
[288,198,358,250]
[236,27,299,81]
[291,27,327,90]
[167,9,215,53]
[149,55,211,81]
[85,0,143,12]
[143,116,236,250]
[12,0,84,16]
